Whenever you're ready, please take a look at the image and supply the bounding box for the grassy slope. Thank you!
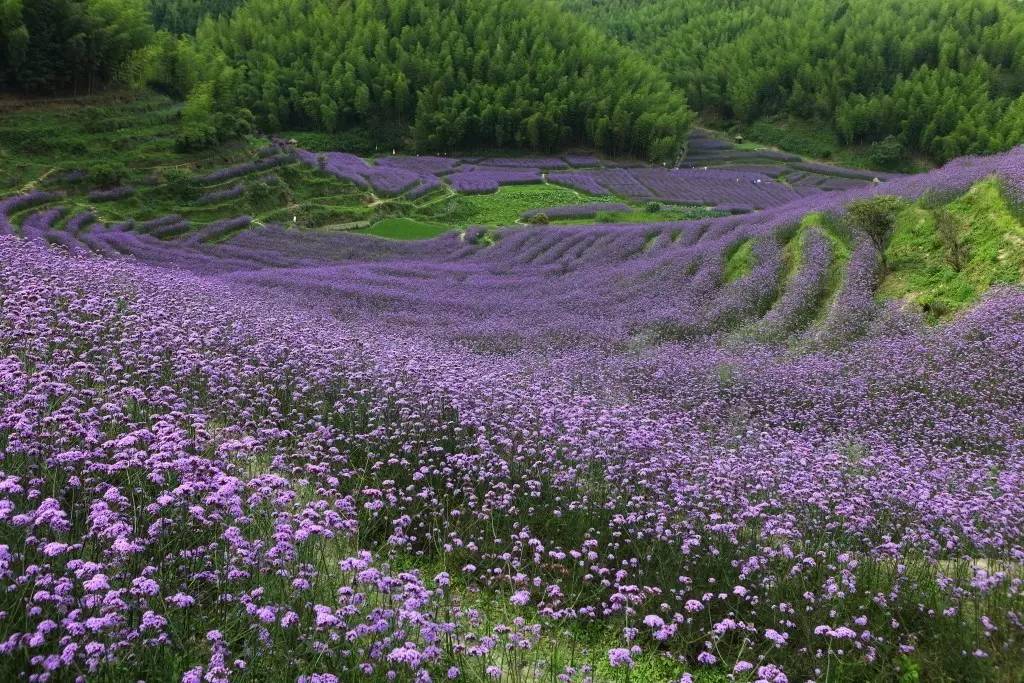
[879,178,1024,320]
[723,239,755,283]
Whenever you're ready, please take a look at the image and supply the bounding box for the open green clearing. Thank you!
[432,184,617,225]
[723,239,755,283]
[356,217,452,240]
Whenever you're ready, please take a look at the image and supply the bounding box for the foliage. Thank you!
[159,167,199,200]
[87,161,130,188]
[868,135,906,170]
[147,0,244,34]
[879,178,1024,320]
[562,0,1024,163]
[0,0,152,94]
[122,30,202,99]
[175,82,253,152]
[845,195,907,256]
[183,0,693,161]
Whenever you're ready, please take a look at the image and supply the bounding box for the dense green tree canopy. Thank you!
[560,0,1024,162]
[0,0,151,94]
[185,0,693,160]
[146,0,243,35]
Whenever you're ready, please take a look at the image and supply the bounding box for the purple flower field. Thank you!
[0,145,1023,682]
[285,134,889,212]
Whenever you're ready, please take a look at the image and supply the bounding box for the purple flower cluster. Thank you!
[293,149,372,189]
[149,217,194,239]
[197,184,245,205]
[756,228,834,340]
[184,215,252,244]
[0,191,59,234]
[547,172,608,195]
[562,154,602,167]
[479,157,567,169]
[447,168,543,193]
[198,153,294,184]
[375,155,460,175]
[19,207,65,239]
[64,210,97,234]
[88,185,135,201]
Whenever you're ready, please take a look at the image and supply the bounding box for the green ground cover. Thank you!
[723,239,755,283]
[356,217,453,240]
[715,116,932,173]
[879,178,1024,320]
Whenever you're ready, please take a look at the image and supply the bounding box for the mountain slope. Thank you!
[186,0,693,161]
[560,0,1024,165]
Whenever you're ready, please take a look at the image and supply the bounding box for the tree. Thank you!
[845,195,907,261]
[868,135,906,170]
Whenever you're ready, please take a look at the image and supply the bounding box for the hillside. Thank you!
[178,0,692,160]
[2,110,1024,678]
[3,4,1024,682]
[561,0,1024,167]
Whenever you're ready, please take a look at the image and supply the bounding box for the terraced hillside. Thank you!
[0,96,900,248]
[1,95,1023,682]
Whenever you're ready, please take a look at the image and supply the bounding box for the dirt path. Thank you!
[19,167,57,193]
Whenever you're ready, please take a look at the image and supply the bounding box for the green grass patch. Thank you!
[423,183,618,226]
[0,92,382,234]
[878,177,1024,320]
[723,239,755,283]
[356,217,452,240]
[559,206,725,225]
[0,91,249,194]
[780,225,806,283]
[277,124,407,156]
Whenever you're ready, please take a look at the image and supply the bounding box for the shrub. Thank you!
[175,83,254,152]
[161,168,199,200]
[934,209,969,272]
[845,195,907,258]
[89,162,130,188]
[245,175,291,205]
[869,135,906,170]
[526,212,550,224]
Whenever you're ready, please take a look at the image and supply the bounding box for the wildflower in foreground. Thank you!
[510,590,530,606]
[608,648,633,668]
